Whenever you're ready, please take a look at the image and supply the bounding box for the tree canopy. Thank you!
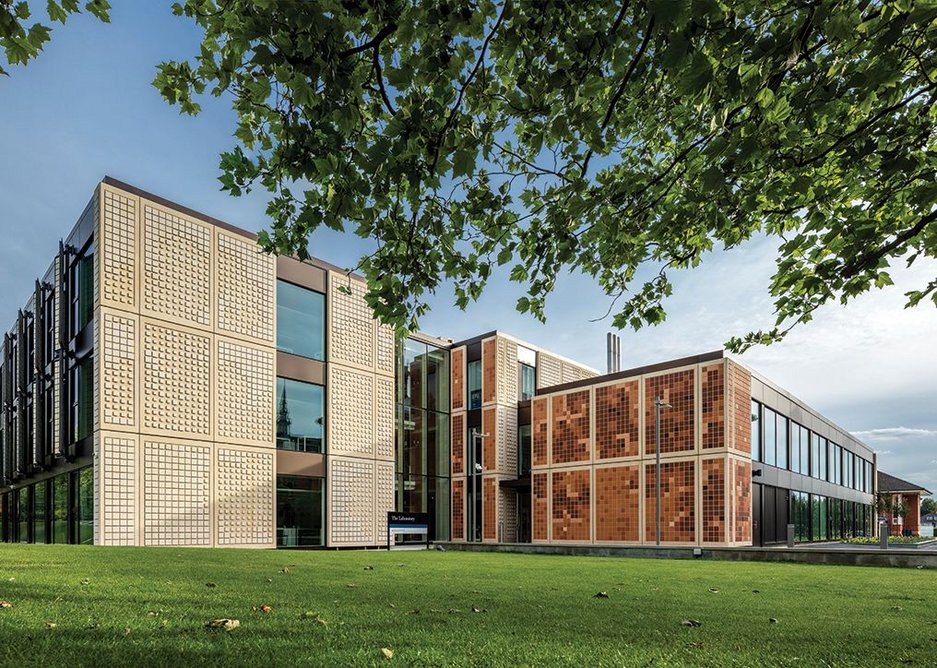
[10,1,937,349]
[0,1,109,75]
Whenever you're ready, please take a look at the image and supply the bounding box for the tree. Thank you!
[147,3,937,343]
[876,492,907,531]
[0,1,109,76]
[921,496,936,516]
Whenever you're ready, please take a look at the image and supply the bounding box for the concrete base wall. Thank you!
[441,541,937,569]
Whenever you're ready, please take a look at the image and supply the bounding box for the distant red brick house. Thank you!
[877,471,932,536]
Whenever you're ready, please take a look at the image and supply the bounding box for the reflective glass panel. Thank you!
[276,377,325,453]
[276,280,325,360]
[277,475,324,547]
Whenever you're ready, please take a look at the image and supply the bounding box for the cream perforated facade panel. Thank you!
[92,181,277,548]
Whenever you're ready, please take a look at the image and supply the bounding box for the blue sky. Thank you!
[1,3,934,498]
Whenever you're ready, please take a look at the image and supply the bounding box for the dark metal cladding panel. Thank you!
[57,246,69,458]
[1,333,11,483]
[33,282,45,469]
[15,311,27,477]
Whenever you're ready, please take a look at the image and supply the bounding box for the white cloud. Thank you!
[853,427,937,441]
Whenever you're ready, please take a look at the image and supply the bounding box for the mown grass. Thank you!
[0,544,934,667]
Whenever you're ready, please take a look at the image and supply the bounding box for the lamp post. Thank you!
[655,395,672,547]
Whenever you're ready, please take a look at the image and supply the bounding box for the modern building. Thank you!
[0,178,878,548]
[877,471,932,536]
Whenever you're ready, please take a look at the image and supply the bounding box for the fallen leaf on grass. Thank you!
[593,591,609,599]
[345,583,358,588]
[708,587,720,593]
[279,568,290,574]
[206,618,240,631]
[688,641,704,649]
[260,605,272,613]
[80,579,90,586]
[681,619,703,627]
[769,618,779,624]
[381,648,394,659]
[472,606,486,613]
[448,609,462,614]
[45,622,57,629]
[752,590,761,594]
[407,609,420,615]
[266,578,273,583]
[123,627,132,637]
[364,566,374,571]
[205,582,217,588]
[388,603,396,608]
[0,601,12,609]
[146,611,161,617]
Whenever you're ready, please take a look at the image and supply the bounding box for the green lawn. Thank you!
[0,545,934,667]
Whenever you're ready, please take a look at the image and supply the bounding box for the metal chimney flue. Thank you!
[606,333,621,373]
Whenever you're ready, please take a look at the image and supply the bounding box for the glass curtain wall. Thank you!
[275,377,325,453]
[276,280,325,360]
[396,338,450,542]
[276,475,324,547]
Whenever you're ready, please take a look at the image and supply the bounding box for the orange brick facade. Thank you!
[595,381,639,459]
[451,347,464,411]
[531,358,754,547]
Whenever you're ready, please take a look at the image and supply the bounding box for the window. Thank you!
[276,377,325,453]
[276,475,324,547]
[69,244,94,337]
[790,423,800,474]
[76,467,93,544]
[819,436,828,481]
[467,360,481,410]
[425,345,449,413]
[763,407,776,467]
[52,474,68,544]
[751,400,761,462]
[69,357,93,443]
[776,414,788,470]
[276,280,325,361]
[18,487,29,543]
[519,364,535,401]
[799,425,809,475]
[518,424,532,476]
[33,483,46,544]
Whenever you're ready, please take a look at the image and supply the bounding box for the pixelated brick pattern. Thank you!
[595,381,639,459]
[142,322,210,436]
[483,477,497,540]
[216,232,275,343]
[727,361,752,455]
[552,469,590,541]
[595,465,640,542]
[482,408,496,471]
[482,339,496,404]
[644,460,695,543]
[451,479,465,540]
[533,473,548,541]
[330,458,375,544]
[644,370,695,454]
[537,354,562,389]
[451,347,465,410]
[143,441,210,546]
[143,205,211,327]
[375,463,395,539]
[216,339,273,444]
[376,324,396,375]
[733,459,752,543]
[330,367,374,456]
[216,447,273,545]
[102,188,136,308]
[701,363,725,449]
[102,311,136,427]
[496,338,518,404]
[102,435,136,546]
[551,390,590,464]
[375,377,395,460]
[702,458,725,543]
[329,277,374,369]
[532,397,548,467]
[452,413,464,475]
[497,404,518,474]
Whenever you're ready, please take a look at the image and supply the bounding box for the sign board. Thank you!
[387,512,430,550]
